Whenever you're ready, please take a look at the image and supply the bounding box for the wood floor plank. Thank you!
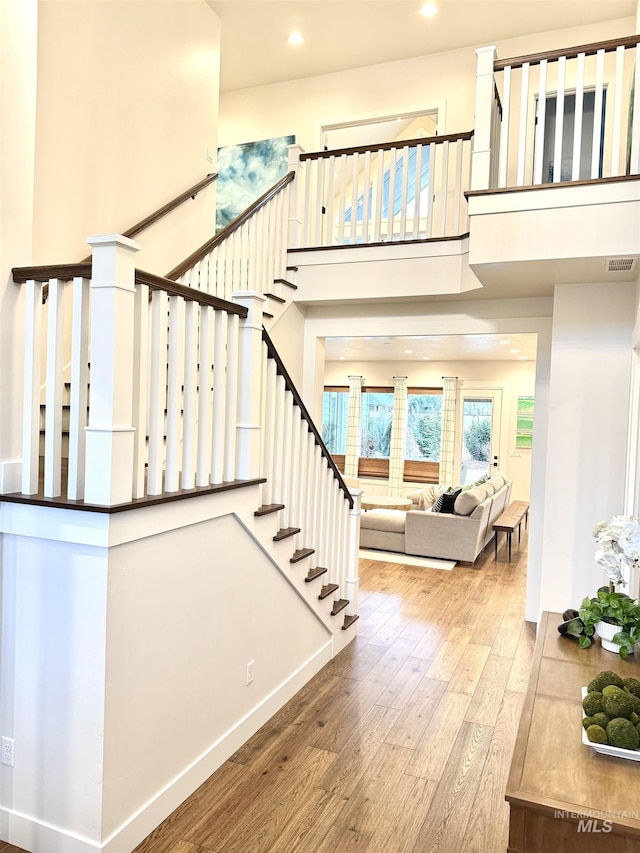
[383,675,446,749]
[506,620,537,693]
[464,653,513,727]
[460,690,526,853]
[315,826,372,852]
[363,775,438,853]
[447,642,491,695]
[267,788,348,853]
[425,625,473,681]
[333,743,414,835]
[375,655,433,710]
[325,639,388,681]
[410,721,494,853]
[317,703,401,797]
[405,690,472,781]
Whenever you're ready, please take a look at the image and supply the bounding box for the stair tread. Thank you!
[273,278,297,290]
[273,526,300,541]
[342,613,359,631]
[265,292,286,304]
[290,547,314,563]
[305,567,328,583]
[318,583,339,600]
[255,503,285,517]
[285,265,298,272]
[263,311,274,319]
[331,598,349,616]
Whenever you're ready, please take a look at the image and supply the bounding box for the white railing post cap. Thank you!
[87,233,141,252]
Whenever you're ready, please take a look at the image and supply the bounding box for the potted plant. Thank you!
[566,515,640,657]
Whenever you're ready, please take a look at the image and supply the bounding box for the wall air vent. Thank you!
[606,257,637,273]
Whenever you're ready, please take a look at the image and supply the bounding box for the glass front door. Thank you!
[460,392,502,485]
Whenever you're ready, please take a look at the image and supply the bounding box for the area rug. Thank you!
[358,549,456,570]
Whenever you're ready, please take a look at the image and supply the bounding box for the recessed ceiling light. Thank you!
[420,2,438,17]
[510,349,520,354]
[288,31,304,45]
[338,356,346,361]
[404,349,413,354]
[518,356,527,360]
[500,340,510,345]
[422,356,430,360]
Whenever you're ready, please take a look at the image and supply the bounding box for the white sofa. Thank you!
[359,473,512,564]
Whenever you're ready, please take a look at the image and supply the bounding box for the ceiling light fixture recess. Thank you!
[404,349,413,354]
[288,31,304,45]
[420,2,438,17]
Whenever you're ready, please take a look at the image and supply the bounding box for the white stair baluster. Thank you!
[591,49,605,179]
[611,45,626,177]
[165,294,184,492]
[21,279,43,495]
[533,60,547,185]
[181,300,198,489]
[498,66,511,188]
[67,276,90,500]
[552,56,566,183]
[44,278,65,498]
[147,289,168,495]
[223,313,239,482]
[516,62,530,186]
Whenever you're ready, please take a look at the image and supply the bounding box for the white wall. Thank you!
[0,488,333,853]
[539,282,636,617]
[219,17,633,152]
[325,357,536,500]
[0,0,38,493]
[33,0,221,274]
[268,301,307,390]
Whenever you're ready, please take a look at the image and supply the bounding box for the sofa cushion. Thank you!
[454,484,488,516]
[483,480,496,496]
[360,508,406,533]
[418,483,449,510]
[489,473,505,490]
[432,487,462,514]
[407,490,422,506]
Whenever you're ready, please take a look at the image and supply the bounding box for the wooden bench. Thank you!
[492,500,529,562]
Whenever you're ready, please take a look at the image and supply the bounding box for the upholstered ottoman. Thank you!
[359,508,406,552]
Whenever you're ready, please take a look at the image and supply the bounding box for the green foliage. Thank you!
[577,589,640,659]
[361,413,392,458]
[463,419,491,462]
[322,421,336,452]
[413,415,441,461]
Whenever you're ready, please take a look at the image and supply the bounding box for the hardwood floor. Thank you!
[134,533,534,853]
[0,535,532,853]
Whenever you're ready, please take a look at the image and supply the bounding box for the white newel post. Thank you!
[287,144,304,248]
[233,291,266,479]
[84,234,140,505]
[345,488,362,617]
[471,45,498,191]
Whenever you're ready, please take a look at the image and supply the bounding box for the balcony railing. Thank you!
[472,34,640,191]
[297,131,473,248]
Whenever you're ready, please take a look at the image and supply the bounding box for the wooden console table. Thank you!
[506,610,640,852]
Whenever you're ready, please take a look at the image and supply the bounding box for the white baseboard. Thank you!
[0,641,334,853]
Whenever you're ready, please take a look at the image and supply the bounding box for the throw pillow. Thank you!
[432,487,462,514]
[454,485,486,516]
[419,483,449,510]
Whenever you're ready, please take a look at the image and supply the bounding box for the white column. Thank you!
[471,45,498,191]
[84,234,140,505]
[233,291,266,479]
[344,375,364,479]
[287,144,304,249]
[388,376,408,497]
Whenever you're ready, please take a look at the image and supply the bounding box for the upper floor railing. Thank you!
[297,131,473,248]
[472,34,640,191]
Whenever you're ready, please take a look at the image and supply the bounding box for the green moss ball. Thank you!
[625,691,640,714]
[603,691,634,719]
[623,677,640,699]
[586,725,608,744]
[582,715,595,730]
[588,671,624,692]
[591,712,611,729]
[583,692,605,716]
[606,718,640,750]
[602,685,624,696]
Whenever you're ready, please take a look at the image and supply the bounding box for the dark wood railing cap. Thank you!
[12,263,92,283]
[262,328,354,508]
[135,269,248,316]
[494,33,640,71]
[166,171,296,281]
[301,130,474,161]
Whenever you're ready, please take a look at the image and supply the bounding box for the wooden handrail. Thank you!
[494,33,640,72]
[300,130,474,162]
[166,171,296,281]
[12,262,92,283]
[135,269,248,317]
[262,328,354,508]
[79,173,218,262]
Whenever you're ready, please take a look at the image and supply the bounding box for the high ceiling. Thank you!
[207,0,636,92]
[324,332,538,362]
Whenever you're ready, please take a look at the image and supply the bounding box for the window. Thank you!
[407,390,442,461]
[322,387,348,454]
[361,388,394,458]
[516,396,534,449]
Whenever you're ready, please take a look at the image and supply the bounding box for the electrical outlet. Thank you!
[1,737,14,767]
[246,660,255,685]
